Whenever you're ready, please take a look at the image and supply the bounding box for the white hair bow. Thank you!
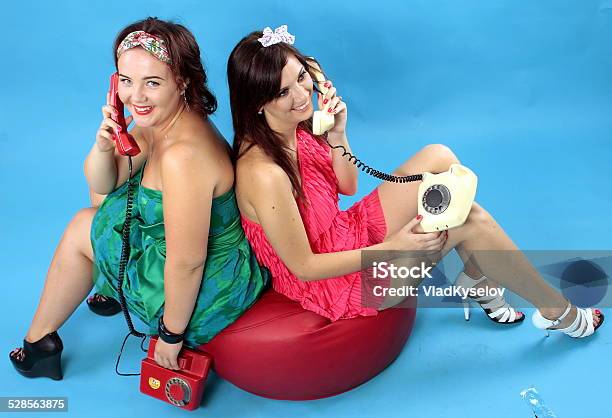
[257,25,295,48]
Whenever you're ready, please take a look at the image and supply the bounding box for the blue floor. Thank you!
[2,1,612,417]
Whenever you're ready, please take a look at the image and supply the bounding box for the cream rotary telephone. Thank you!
[416,164,477,232]
[306,59,478,232]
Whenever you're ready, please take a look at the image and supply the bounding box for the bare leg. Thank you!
[455,244,482,280]
[375,144,600,328]
[436,204,601,327]
[23,208,97,344]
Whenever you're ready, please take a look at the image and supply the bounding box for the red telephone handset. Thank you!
[109,73,141,156]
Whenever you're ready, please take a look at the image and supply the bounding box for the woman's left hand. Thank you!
[317,80,347,134]
[154,338,183,370]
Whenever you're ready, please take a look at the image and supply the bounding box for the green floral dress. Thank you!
[90,162,269,347]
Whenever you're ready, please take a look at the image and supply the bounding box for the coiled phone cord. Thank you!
[324,138,424,183]
[115,156,148,377]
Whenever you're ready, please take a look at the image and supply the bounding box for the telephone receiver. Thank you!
[109,73,141,156]
[306,58,336,135]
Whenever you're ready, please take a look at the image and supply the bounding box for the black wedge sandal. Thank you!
[9,331,63,380]
[86,293,122,316]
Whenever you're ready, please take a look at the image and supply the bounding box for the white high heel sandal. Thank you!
[454,271,525,324]
[532,302,605,338]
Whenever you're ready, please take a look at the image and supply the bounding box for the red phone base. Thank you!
[140,337,212,411]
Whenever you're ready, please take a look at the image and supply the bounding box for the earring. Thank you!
[257,110,263,115]
[182,91,190,112]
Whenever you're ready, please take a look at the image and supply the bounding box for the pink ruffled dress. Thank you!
[241,128,388,321]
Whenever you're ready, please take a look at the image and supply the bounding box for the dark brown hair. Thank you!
[227,31,324,199]
[114,17,217,116]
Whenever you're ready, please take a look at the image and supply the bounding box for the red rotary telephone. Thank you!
[140,337,213,411]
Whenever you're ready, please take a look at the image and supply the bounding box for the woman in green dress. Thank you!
[9,17,268,379]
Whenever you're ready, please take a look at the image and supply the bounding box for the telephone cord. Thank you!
[115,156,148,377]
[324,138,423,183]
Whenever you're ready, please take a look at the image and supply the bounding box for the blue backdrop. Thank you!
[1,1,611,417]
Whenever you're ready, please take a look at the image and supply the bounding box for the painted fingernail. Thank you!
[323,98,329,104]
[328,108,333,113]
[595,309,601,315]
[116,125,122,132]
[416,215,423,220]
[324,81,330,88]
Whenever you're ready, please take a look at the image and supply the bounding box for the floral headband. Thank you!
[257,25,295,48]
[116,30,171,64]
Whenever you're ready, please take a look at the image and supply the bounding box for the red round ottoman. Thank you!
[198,289,417,400]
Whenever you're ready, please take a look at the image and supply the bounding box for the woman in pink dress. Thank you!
[226,26,603,337]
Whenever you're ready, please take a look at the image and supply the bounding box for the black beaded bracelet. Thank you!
[157,316,185,344]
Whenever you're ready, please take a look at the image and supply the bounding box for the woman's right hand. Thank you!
[95,93,133,153]
[385,215,448,253]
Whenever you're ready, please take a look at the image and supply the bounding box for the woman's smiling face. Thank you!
[261,54,314,127]
[117,47,183,128]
